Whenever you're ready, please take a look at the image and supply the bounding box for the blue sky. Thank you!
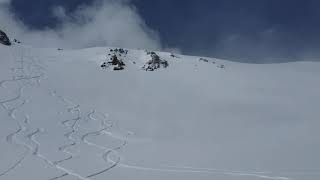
[4,0,320,62]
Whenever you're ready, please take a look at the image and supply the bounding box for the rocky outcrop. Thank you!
[101,48,127,71]
[217,64,225,69]
[142,51,169,71]
[170,53,180,58]
[199,58,209,63]
[0,30,11,46]
[109,54,125,70]
[101,54,126,71]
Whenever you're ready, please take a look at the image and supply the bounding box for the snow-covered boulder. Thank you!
[0,30,11,46]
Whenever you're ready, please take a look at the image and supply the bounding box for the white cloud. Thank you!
[0,0,10,4]
[0,0,162,50]
[51,6,68,20]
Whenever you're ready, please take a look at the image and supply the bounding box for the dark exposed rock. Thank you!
[113,66,124,71]
[13,39,21,44]
[0,30,11,46]
[199,58,209,63]
[109,48,128,54]
[101,49,172,72]
[100,54,126,71]
[102,48,129,71]
[143,51,169,71]
[218,64,225,69]
[170,53,180,58]
[118,48,128,54]
[108,55,125,66]
[101,62,108,69]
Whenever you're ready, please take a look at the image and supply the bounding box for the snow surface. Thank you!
[1,43,320,180]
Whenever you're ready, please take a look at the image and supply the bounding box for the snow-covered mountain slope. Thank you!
[1,42,320,180]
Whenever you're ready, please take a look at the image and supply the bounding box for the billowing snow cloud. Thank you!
[0,0,162,50]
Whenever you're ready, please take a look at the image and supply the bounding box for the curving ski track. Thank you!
[0,47,44,177]
[1,46,310,180]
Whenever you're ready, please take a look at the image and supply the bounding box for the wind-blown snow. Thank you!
[1,43,320,180]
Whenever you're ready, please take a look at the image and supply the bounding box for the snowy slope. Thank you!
[1,42,320,180]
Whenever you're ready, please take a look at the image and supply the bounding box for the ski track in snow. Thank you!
[1,47,158,179]
[0,48,45,177]
[48,89,131,180]
[0,126,29,177]
[27,127,90,180]
[49,91,124,179]
[80,110,124,178]
[49,91,85,178]
[106,159,292,180]
[47,173,69,180]
[1,46,314,180]
[0,47,89,180]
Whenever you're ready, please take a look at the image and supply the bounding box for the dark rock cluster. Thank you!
[170,53,180,58]
[13,39,21,44]
[110,54,126,70]
[0,30,11,46]
[199,57,226,68]
[143,51,169,71]
[100,48,224,72]
[199,58,209,63]
[101,48,127,71]
[217,64,225,69]
[109,48,128,56]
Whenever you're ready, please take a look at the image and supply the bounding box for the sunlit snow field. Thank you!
[1,44,320,180]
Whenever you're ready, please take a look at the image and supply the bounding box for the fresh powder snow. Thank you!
[1,40,320,180]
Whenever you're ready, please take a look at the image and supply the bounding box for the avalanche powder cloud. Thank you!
[0,0,161,50]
